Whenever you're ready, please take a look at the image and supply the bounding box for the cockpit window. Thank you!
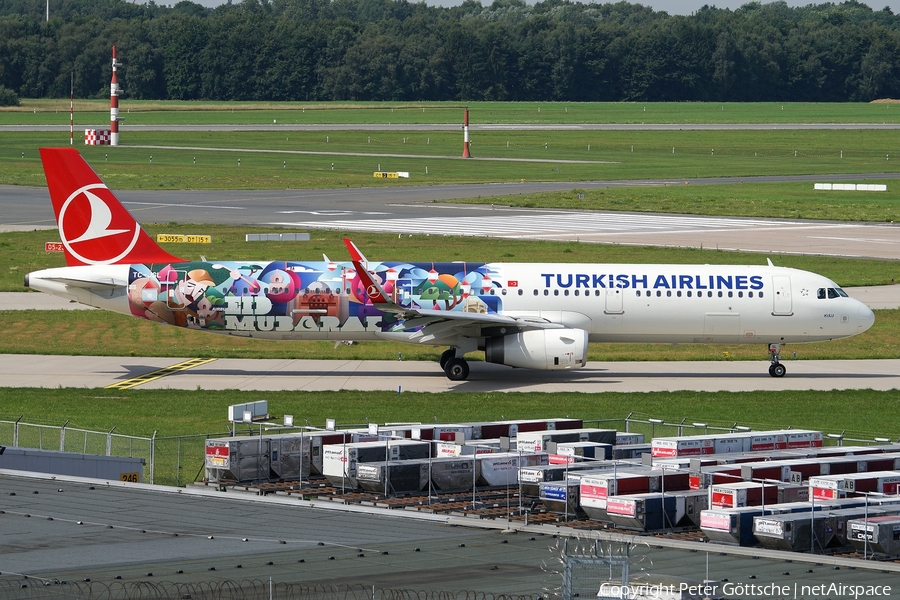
[819,287,848,299]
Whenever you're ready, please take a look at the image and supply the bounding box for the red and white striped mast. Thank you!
[462,107,471,158]
[110,46,120,146]
[69,72,73,146]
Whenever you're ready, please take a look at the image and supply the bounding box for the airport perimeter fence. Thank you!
[0,580,548,600]
[2,416,892,489]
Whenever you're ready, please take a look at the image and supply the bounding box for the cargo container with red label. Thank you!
[701,506,775,546]
[809,471,900,501]
[709,481,779,508]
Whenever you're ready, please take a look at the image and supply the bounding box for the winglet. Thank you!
[342,238,393,307]
[40,147,185,267]
[343,237,369,265]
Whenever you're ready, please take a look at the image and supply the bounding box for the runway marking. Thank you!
[807,236,898,245]
[123,201,247,210]
[106,358,217,390]
[271,211,860,239]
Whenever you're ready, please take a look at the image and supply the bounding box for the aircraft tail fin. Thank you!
[40,147,185,266]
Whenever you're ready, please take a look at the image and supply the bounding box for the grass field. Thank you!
[1,387,898,444]
[2,127,900,190]
[5,99,900,125]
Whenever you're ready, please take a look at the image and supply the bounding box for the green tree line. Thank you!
[1,0,899,102]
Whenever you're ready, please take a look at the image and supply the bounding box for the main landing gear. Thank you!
[768,343,786,378]
[440,348,470,381]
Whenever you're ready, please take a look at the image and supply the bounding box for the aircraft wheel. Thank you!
[439,348,455,370]
[444,358,470,381]
[769,363,786,378]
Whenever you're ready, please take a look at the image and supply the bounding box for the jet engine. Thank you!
[484,329,588,370]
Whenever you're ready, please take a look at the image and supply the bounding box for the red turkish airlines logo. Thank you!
[59,184,139,265]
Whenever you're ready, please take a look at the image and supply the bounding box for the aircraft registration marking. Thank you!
[106,358,217,390]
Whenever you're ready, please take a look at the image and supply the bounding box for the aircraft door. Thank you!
[772,276,793,316]
[164,270,188,310]
[605,288,624,314]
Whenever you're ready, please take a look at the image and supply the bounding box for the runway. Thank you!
[4,179,900,259]
[2,354,898,393]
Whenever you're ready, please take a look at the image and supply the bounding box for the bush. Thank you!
[0,86,20,106]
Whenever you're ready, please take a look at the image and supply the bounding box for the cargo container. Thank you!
[615,432,645,446]
[753,512,837,552]
[476,452,547,487]
[739,459,825,485]
[848,515,900,556]
[606,490,708,532]
[651,436,716,458]
[322,439,430,488]
[516,428,613,453]
[205,435,310,484]
[709,481,779,509]
[519,462,608,497]
[554,441,612,462]
[539,479,581,515]
[579,469,690,521]
[809,471,900,501]
[434,440,499,457]
[430,457,479,491]
[304,429,376,475]
[612,443,651,460]
[689,465,742,490]
[356,459,429,494]
[829,506,899,546]
[700,506,774,546]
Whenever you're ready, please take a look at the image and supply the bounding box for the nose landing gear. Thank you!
[768,344,786,377]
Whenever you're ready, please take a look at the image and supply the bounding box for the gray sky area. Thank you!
[192,0,900,16]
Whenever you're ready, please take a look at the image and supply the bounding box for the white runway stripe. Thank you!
[270,211,830,238]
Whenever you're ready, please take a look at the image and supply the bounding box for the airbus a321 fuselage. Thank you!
[25,148,875,381]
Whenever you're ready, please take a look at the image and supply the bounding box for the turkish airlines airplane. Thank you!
[26,148,875,380]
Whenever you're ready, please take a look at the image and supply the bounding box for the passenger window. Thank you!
[748,291,753,298]
[554,290,559,296]
[533,290,538,296]
[707,291,712,298]
[518,289,523,296]
[677,291,682,297]
[817,288,826,299]
[656,290,661,297]
[686,291,692,297]
[667,291,672,297]
[828,288,839,299]
[564,290,569,296]
[635,291,641,297]
[595,290,601,296]
[738,291,743,298]
[759,292,764,298]
[501,289,507,296]
[728,291,733,298]
[717,291,723,298]
[544,290,549,296]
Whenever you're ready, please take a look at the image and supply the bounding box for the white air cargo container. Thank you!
[476,452,547,487]
[615,432,645,446]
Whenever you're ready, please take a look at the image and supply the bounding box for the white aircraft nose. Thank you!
[858,302,876,333]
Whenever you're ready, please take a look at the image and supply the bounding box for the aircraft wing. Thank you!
[343,238,562,343]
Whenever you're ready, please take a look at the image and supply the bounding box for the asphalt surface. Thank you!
[4,472,898,598]
[4,174,900,259]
